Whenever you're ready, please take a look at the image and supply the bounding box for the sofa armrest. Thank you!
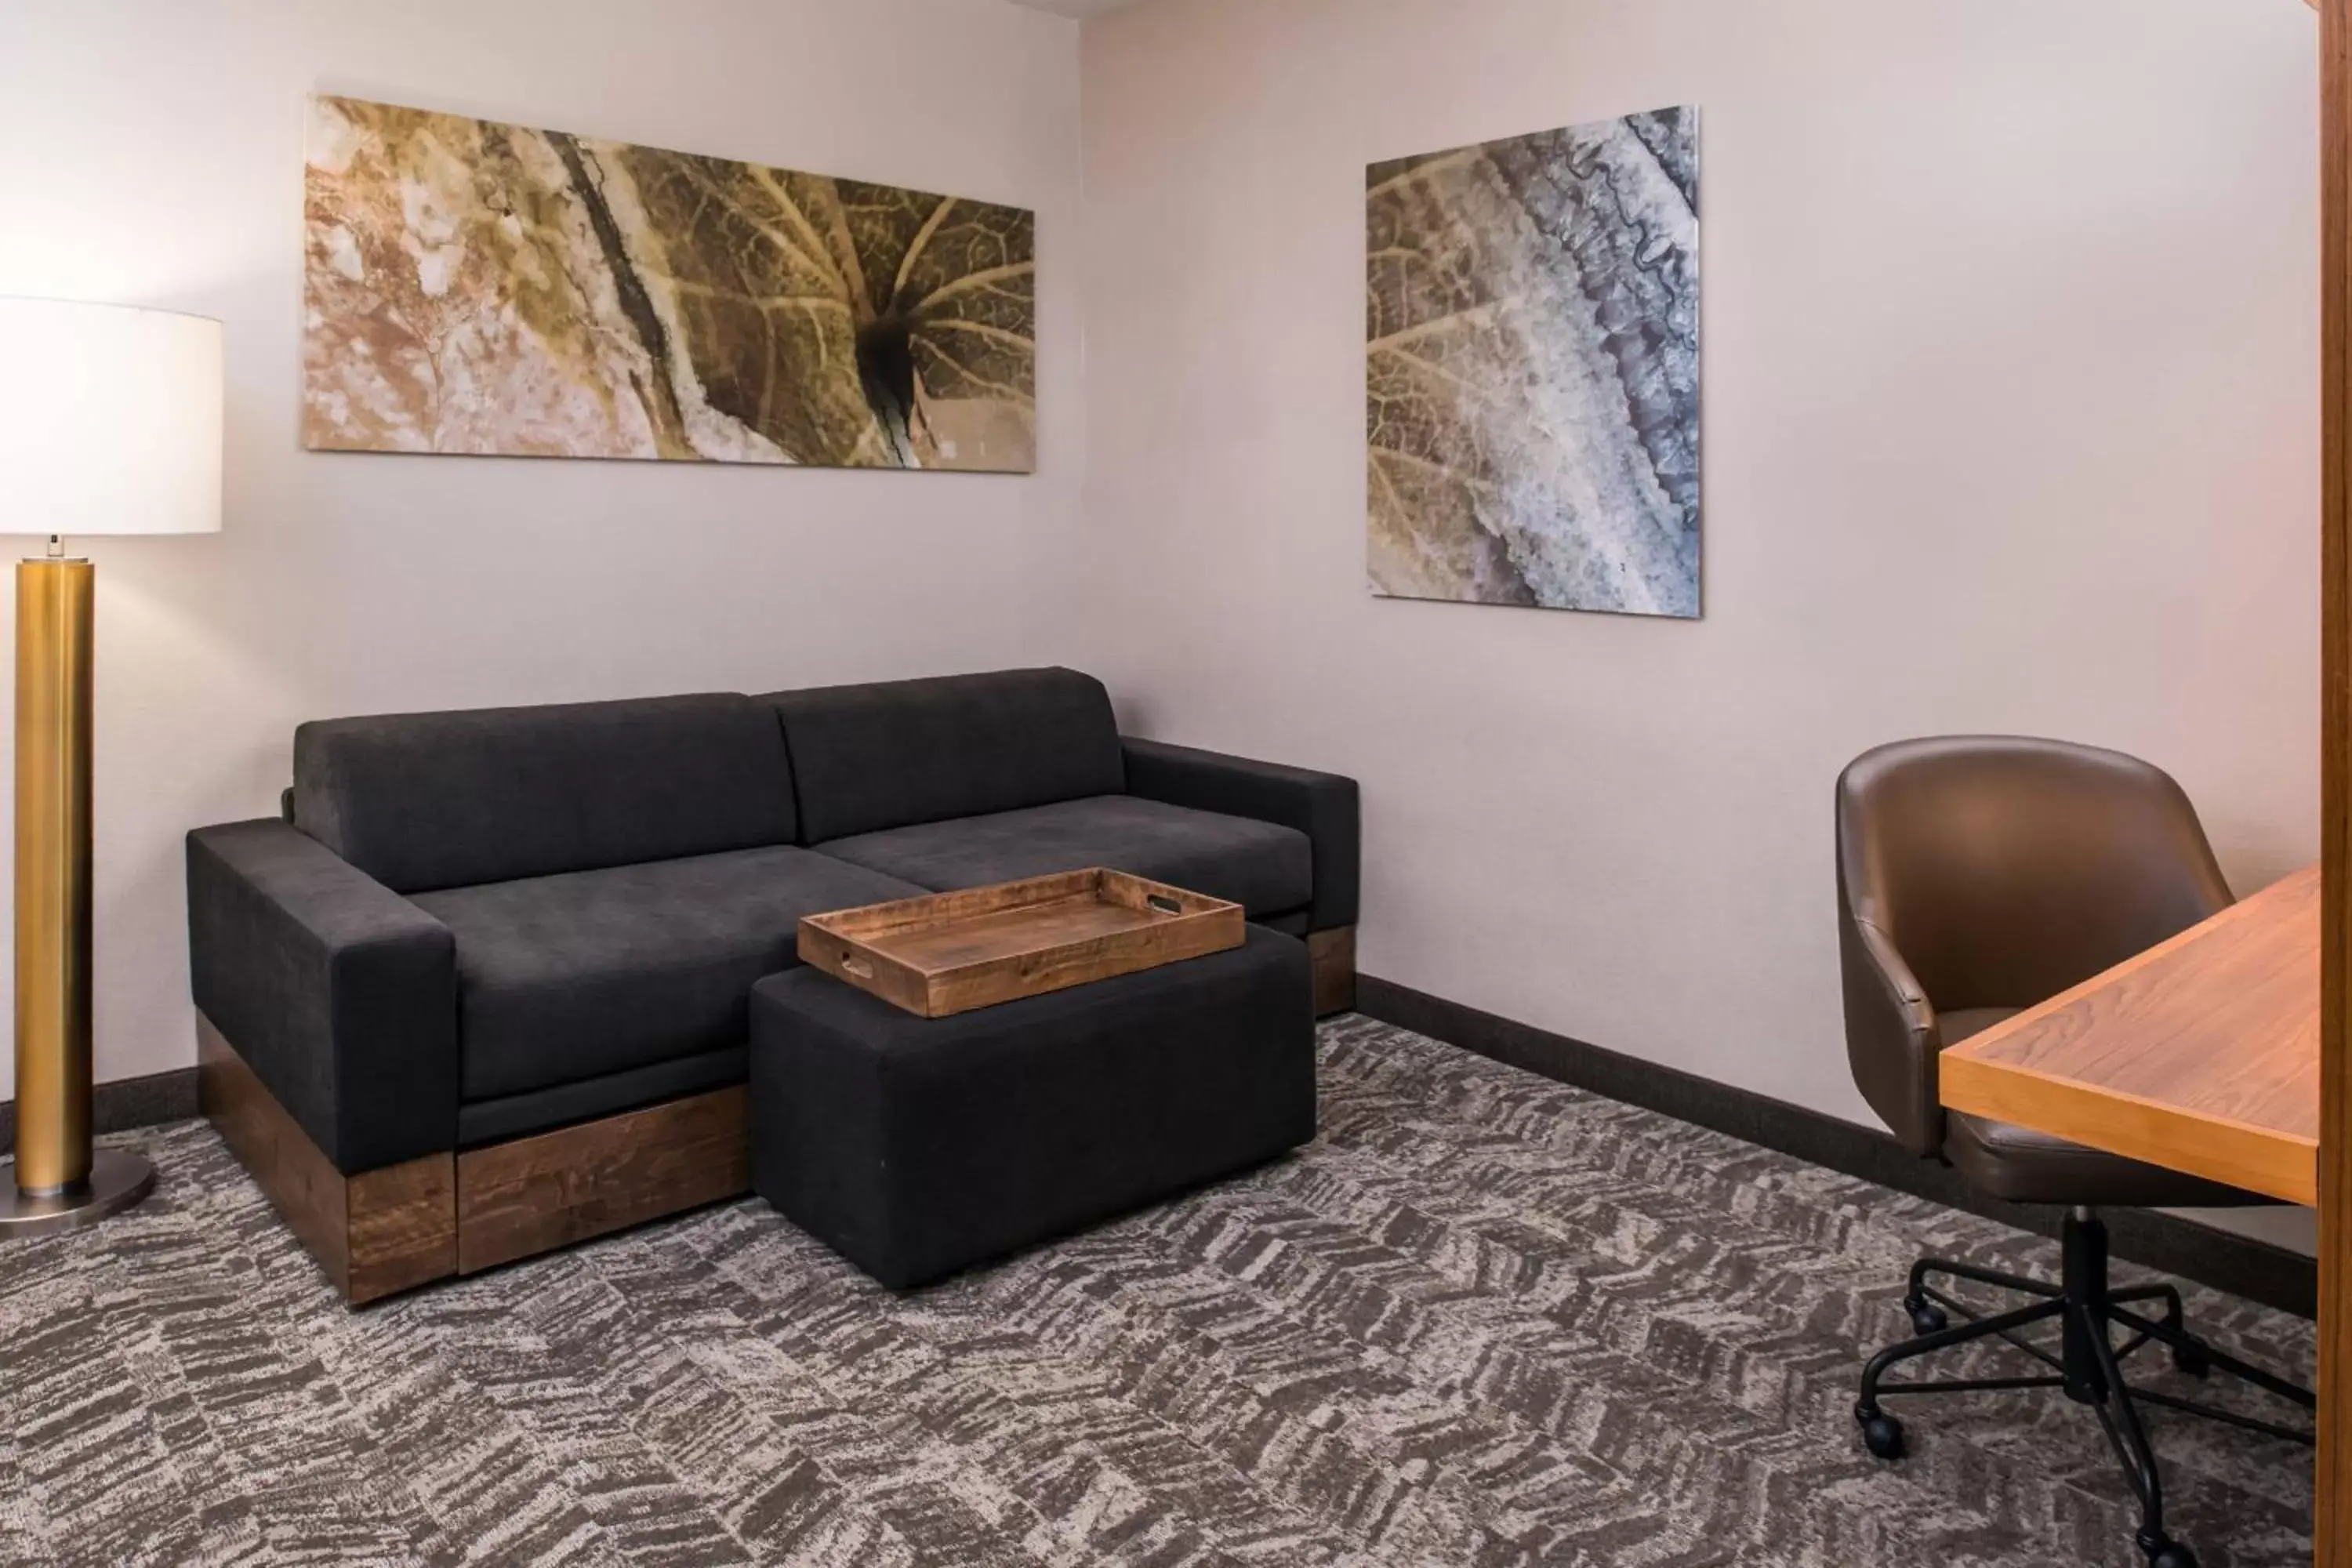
[187,819,458,1174]
[1120,738,1359,929]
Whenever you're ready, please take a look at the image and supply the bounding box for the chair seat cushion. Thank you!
[1943,1112,2270,1208]
[1936,1007,2020,1047]
[1938,1109,2267,1213]
[413,847,926,1104]
[1936,1006,2271,1207]
[815,794,1313,917]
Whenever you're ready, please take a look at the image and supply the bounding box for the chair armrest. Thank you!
[1839,913,1946,1157]
[186,819,457,1174]
[1121,737,1359,929]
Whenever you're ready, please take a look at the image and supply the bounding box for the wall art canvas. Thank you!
[303,96,1036,472]
[1367,107,1699,616]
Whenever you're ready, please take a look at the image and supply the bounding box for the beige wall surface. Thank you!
[0,0,2327,1254]
[1071,0,2321,1240]
[0,0,1083,1102]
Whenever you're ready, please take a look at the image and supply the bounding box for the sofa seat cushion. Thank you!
[412,847,926,1104]
[815,795,1313,918]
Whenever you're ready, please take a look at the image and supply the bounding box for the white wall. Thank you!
[2,0,2324,1253]
[1073,0,2321,1236]
[0,0,1083,1100]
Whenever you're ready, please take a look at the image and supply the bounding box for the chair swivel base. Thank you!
[1853,1209,2311,1568]
[0,1149,155,1237]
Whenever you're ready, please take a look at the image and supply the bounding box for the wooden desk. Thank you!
[1938,863,2321,1206]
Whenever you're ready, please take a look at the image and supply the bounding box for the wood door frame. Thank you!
[2323,0,2349,1562]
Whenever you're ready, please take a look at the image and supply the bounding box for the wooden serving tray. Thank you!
[797,869,1244,1018]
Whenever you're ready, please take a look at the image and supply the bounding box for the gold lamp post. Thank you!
[0,298,222,1235]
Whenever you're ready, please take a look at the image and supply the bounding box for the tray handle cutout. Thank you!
[1147,894,1183,916]
[840,951,873,979]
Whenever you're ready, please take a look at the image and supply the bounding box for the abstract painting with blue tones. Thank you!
[1367,107,1700,617]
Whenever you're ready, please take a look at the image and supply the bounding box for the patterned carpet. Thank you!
[0,1016,2316,1567]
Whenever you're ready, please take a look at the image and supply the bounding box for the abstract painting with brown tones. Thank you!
[1368,108,1699,616]
[303,96,1036,472]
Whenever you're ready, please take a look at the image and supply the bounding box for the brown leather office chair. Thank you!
[1837,735,2311,1568]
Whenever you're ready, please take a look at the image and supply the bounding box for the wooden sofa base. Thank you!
[198,1014,750,1306]
[1309,926,1357,1016]
[198,1018,459,1304]
[456,1087,749,1275]
[200,930,1346,1305]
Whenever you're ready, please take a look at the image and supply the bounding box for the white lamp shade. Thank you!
[0,298,222,536]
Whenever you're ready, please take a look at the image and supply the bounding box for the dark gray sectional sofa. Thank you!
[184,667,1359,1303]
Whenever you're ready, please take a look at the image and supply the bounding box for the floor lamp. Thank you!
[0,298,222,1236]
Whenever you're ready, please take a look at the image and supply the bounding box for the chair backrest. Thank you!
[292,693,798,893]
[764,667,1124,844]
[1834,735,2230,1155]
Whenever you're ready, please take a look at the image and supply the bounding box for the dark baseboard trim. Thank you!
[0,1065,200,1161]
[5,997,2323,1319]
[1357,975,2319,1321]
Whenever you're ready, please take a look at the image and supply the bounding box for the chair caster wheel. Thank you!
[1856,1406,1905,1461]
[1901,1294,1947,1336]
[2143,1540,2198,1568]
[2170,1341,2211,1379]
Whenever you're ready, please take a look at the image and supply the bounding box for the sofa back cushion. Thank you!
[766,667,1124,843]
[293,694,798,893]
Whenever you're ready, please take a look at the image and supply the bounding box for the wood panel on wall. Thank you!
[2321,1,2352,1561]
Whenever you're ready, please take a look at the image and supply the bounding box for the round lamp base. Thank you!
[0,1150,156,1236]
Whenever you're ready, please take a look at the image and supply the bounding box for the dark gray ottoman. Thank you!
[750,925,1316,1288]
